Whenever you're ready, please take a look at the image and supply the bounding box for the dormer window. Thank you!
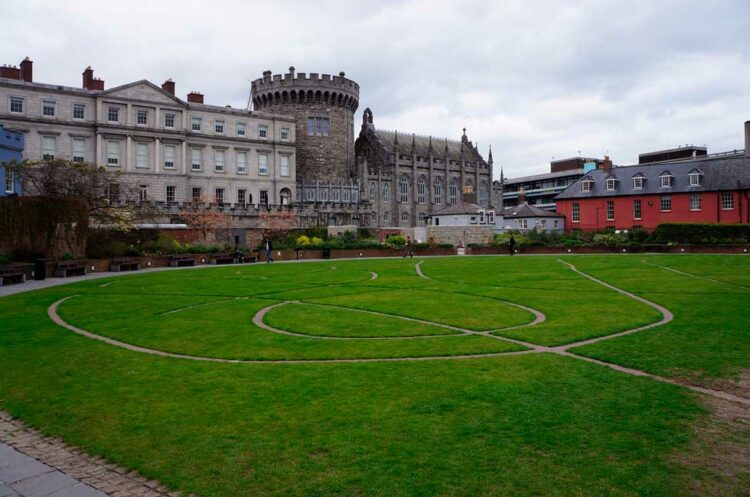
[659,172,674,188]
[605,178,618,191]
[580,178,594,192]
[688,170,703,187]
[632,175,644,190]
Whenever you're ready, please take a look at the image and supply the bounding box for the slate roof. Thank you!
[555,153,750,200]
[429,201,486,216]
[373,130,486,164]
[502,202,563,218]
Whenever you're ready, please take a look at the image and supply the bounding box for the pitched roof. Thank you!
[372,130,486,164]
[429,201,486,216]
[555,153,750,200]
[502,202,563,218]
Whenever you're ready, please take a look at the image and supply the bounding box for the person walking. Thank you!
[265,238,273,263]
[404,236,414,258]
[508,235,516,256]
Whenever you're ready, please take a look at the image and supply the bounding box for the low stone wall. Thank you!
[259,246,457,262]
[426,226,494,247]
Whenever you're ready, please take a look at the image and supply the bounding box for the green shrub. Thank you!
[437,243,454,249]
[652,223,750,245]
[296,235,311,247]
[414,242,431,249]
[386,235,406,247]
[467,243,481,248]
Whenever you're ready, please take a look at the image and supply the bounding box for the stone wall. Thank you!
[425,226,494,247]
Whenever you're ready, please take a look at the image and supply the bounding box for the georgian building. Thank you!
[0,58,296,208]
[354,109,496,227]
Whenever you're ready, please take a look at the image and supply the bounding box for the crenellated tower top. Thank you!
[251,66,359,112]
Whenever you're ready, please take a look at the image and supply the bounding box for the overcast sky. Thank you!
[3,0,749,179]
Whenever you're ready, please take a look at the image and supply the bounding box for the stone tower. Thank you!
[251,67,359,182]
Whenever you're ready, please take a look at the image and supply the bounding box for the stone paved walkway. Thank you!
[0,413,183,497]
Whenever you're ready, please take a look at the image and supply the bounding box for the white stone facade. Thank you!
[0,77,296,207]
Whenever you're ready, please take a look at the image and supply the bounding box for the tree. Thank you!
[178,194,231,241]
[259,209,299,239]
[7,158,141,230]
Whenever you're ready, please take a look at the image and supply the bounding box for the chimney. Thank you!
[162,78,175,95]
[518,187,527,204]
[19,57,32,82]
[187,91,204,104]
[0,65,21,80]
[82,66,104,90]
[600,155,613,173]
[745,121,750,158]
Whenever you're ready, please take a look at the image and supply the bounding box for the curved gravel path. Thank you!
[642,259,750,290]
[415,261,429,279]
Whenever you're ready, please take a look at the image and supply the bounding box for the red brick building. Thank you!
[555,122,750,232]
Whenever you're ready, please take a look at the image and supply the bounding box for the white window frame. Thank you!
[214,149,225,172]
[107,107,119,123]
[163,145,176,169]
[236,123,246,136]
[135,142,149,168]
[72,138,85,163]
[136,109,148,126]
[72,103,85,120]
[191,117,202,132]
[166,185,176,204]
[191,148,202,171]
[660,175,673,188]
[164,113,175,128]
[106,140,120,166]
[688,172,701,187]
[5,170,15,193]
[42,100,56,117]
[633,199,642,220]
[279,155,290,176]
[632,177,643,190]
[258,125,268,139]
[258,153,269,175]
[280,127,289,141]
[236,151,247,174]
[606,178,617,191]
[518,219,528,229]
[215,187,224,205]
[689,193,701,211]
[237,188,247,207]
[214,120,224,134]
[9,96,23,114]
[572,203,580,223]
[606,200,615,221]
[581,180,593,192]
[721,192,734,210]
[660,195,672,212]
[41,136,56,160]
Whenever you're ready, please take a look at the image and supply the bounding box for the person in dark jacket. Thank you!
[404,236,414,258]
[508,235,516,256]
[265,238,273,263]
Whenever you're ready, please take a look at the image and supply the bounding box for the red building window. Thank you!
[572,203,580,222]
[721,192,734,210]
[633,199,642,220]
[660,195,672,212]
[606,201,614,221]
[690,193,701,211]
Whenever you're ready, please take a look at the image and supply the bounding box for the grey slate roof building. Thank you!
[502,202,563,219]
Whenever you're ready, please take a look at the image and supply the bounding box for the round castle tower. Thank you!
[251,67,359,182]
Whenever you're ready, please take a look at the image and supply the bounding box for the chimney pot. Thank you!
[187,91,204,104]
[82,66,103,90]
[0,65,21,80]
[19,57,32,82]
[161,78,175,95]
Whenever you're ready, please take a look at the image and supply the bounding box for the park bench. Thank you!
[210,253,236,265]
[110,257,140,272]
[54,260,86,278]
[169,255,196,267]
[242,252,259,263]
[0,266,26,286]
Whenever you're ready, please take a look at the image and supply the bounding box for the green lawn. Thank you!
[1,255,749,496]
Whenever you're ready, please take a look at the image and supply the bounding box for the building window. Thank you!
[382,211,389,222]
[164,145,176,169]
[660,195,672,212]
[192,187,202,202]
[417,176,427,204]
[280,155,290,176]
[237,123,246,136]
[106,140,119,166]
[401,211,409,223]
[108,107,119,123]
[281,127,290,141]
[191,117,202,131]
[479,182,488,206]
[260,190,268,206]
[42,136,56,160]
[518,219,528,229]
[721,192,734,210]
[5,170,14,193]
[306,117,330,136]
[553,219,559,229]
[606,200,615,221]
[632,176,644,189]
[9,96,23,114]
[369,181,376,199]
[237,188,246,207]
[136,143,149,168]
[433,178,444,204]
[383,183,390,202]
[191,148,201,171]
[690,193,701,211]
[449,177,459,205]
[259,153,268,175]
[107,183,120,204]
[688,172,702,186]
[398,174,410,203]
[136,110,148,125]
[581,179,593,192]
[215,188,224,205]
[633,199,642,220]
[214,120,224,134]
[166,185,176,204]
[280,188,291,205]
[606,178,617,191]
[258,125,268,139]
[660,174,673,188]
[73,103,85,120]
[572,203,580,223]
[72,139,85,163]
[42,100,56,117]
[139,184,148,203]
[214,149,225,172]
[164,113,175,128]
[237,151,247,173]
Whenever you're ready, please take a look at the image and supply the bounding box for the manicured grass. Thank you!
[0,255,748,496]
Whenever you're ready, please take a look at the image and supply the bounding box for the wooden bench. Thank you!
[0,266,26,286]
[169,255,196,267]
[210,253,236,265]
[54,260,86,277]
[242,253,259,263]
[110,257,140,272]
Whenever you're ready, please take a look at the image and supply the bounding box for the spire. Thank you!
[428,135,433,152]
[488,145,493,165]
[394,130,399,145]
[500,164,504,184]
[411,133,416,154]
[444,138,449,156]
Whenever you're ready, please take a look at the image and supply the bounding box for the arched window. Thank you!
[369,181,377,199]
[399,174,410,203]
[383,183,390,202]
[433,177,444,205]
[417,176,427,204]
[464,178,475,195]
[400,211,409,223]
[449,177,459,205]
[479,181,489,206]
[279,188,291,205]
[382,211,389,222]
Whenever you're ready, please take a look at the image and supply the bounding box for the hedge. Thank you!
[651,223,750,244]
